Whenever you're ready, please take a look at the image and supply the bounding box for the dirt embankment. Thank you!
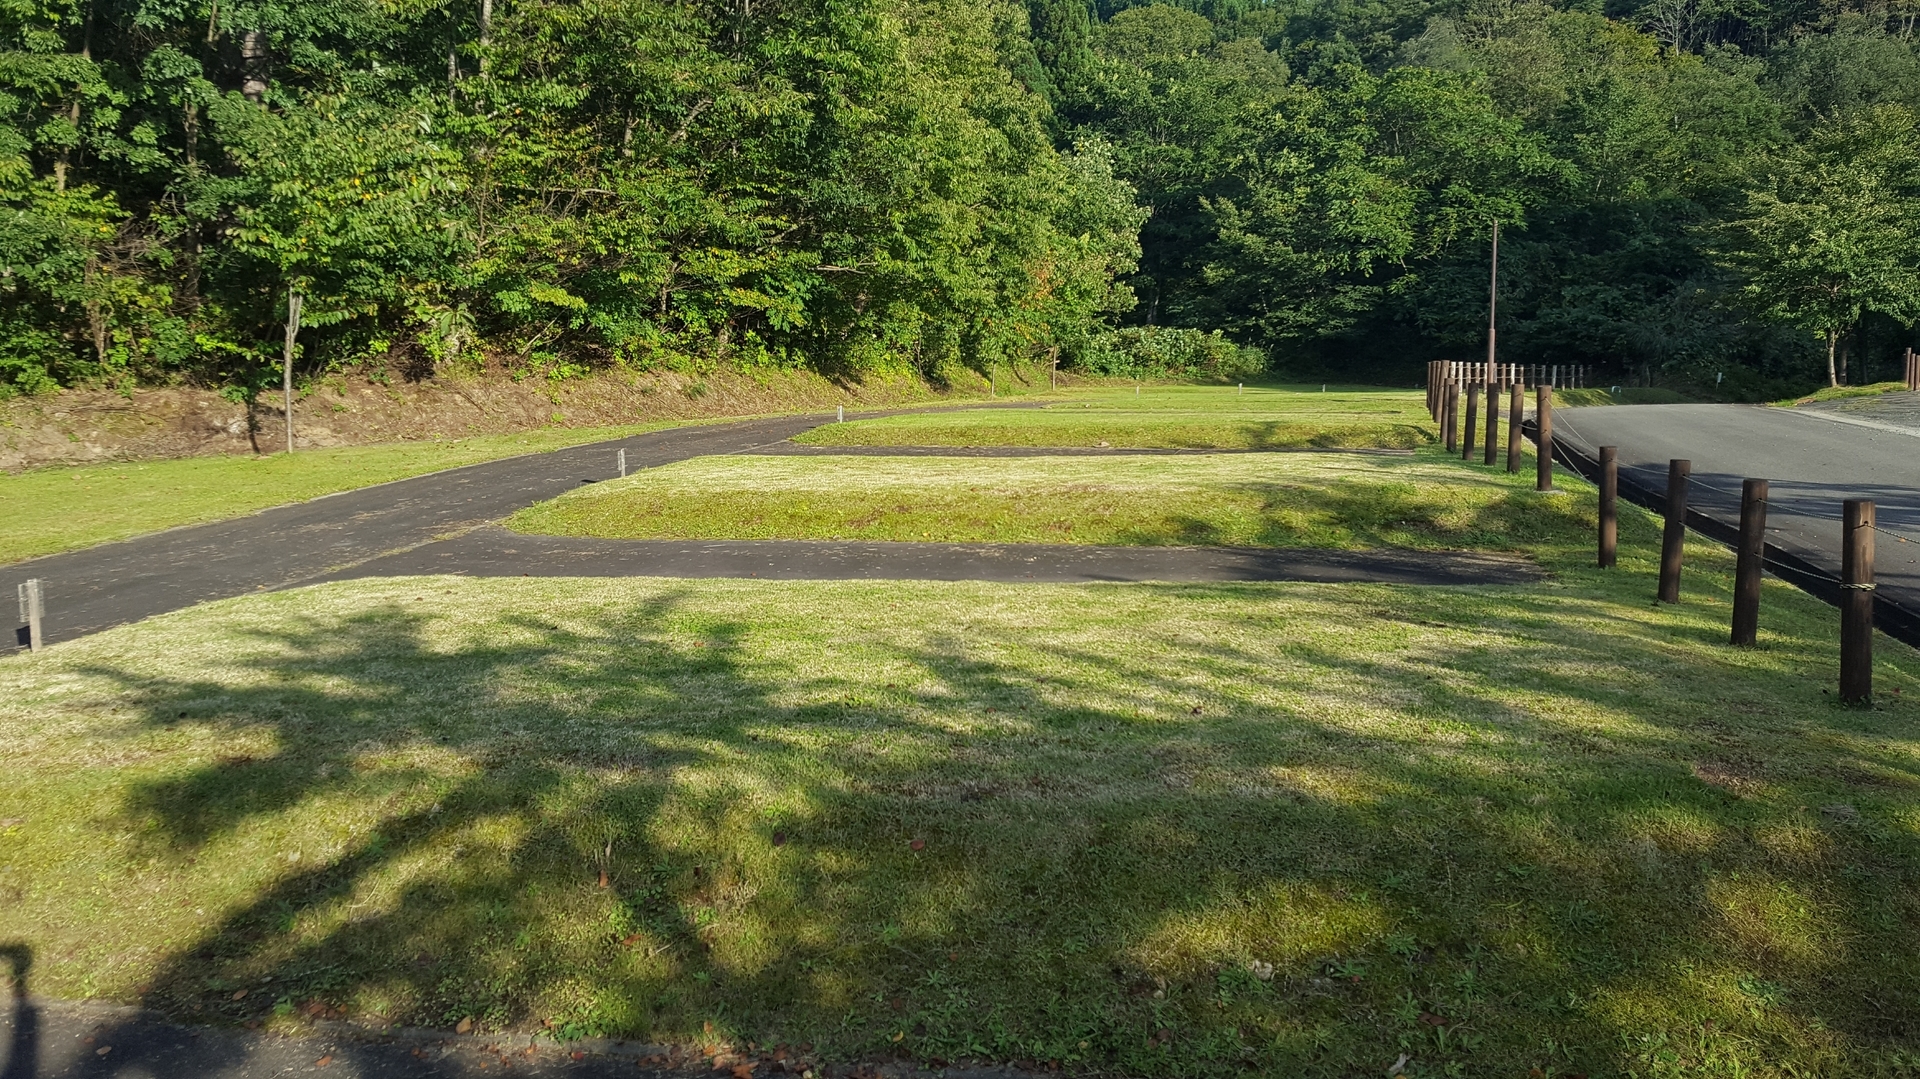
[0,364,1000,472]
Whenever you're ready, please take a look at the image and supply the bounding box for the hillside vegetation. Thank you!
[2,0,1918,403]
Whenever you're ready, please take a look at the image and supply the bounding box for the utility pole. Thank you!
[1486,220,1499,377]
[283,291,303,454]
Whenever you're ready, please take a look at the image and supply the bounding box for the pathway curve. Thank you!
[3,409,1523,648]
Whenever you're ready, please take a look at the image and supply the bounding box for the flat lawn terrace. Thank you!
[795,383,1434,449]
[4,384,1920,1079]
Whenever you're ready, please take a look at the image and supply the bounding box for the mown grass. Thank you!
[0,422,688,565]
[1552,387,1694,407]
[798,385,1434,450]
[1775,382,1912,407]
[7,383,1920,1077]
[507,451,1568,552]
[4,465,1920,1076]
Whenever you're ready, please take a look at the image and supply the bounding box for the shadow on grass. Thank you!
[32,566,1920,1078]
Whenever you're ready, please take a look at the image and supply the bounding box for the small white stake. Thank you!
[18,578,42,652]
[838,405,845,423]
[617,449,626,477]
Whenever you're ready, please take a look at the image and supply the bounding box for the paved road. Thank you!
[0,412,1508,649]
[1551,403,1920,622]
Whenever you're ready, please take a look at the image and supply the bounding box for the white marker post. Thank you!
[617,449,627,477]
[18,578,42,652]
[838,405,845,423]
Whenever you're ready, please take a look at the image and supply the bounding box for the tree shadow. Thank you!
[14,567,1920,1076]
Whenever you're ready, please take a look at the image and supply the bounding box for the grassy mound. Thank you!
[507,450,1565,552]
[801,386,1434,450]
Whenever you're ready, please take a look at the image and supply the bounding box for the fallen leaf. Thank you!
[314,1054,333,1068]
[622,931,644,946]
[231,989,248,1001]
[733,1066,754,1079]
[909,839,925,851]
[598,869,610,888]
[892,1031,905,1042]
[456,1017,474,1034]
[94,1046,111,1057]
[1419,1012,1448,1026]
[570,1050,584,1060]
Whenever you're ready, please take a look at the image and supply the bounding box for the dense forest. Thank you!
[0,0,1916,401]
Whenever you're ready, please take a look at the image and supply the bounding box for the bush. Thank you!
[1070,327,1267,381]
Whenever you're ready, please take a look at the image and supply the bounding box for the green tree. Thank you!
[1724,104,1920,385]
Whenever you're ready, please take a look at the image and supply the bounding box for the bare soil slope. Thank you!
[0,363,977,471]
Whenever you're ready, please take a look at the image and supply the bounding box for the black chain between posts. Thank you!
[1547,414,1916,623]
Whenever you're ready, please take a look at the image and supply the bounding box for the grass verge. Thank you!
[0,422,690,565]
[1774,382,1912,407]
[800,386,1433,450]
[506,450,1565,552]
[3,469,1919,1076]
[1551,387,1694,407]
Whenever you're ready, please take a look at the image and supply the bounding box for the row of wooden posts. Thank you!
[1424,360,1564,494]
[1427,360,1878,703]
[1905,346,1920,392]
[1596,453,1879,703]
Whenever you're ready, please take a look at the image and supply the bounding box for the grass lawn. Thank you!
[1774,382,1913,407]
[506,451,1572,552]
[799,385,1434,450]
[0,422,689,565]
[1551,388,1694,407]
[4,464,1920,1076]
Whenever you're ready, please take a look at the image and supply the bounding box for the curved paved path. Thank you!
[2,409,1530,649]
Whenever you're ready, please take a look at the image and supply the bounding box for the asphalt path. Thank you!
[0,415,825,648]
[1550,403,1920,622]
[0,411,1520,649]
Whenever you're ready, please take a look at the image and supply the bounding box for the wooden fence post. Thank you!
[1463,380,1479,460]
[1841,499,1875,704]
[1483,379,1498,466]
[1444,378,1459,452]
[1731,479,1767,646]
[1506,381,1523,474]
[1534,384,1554,491]
[1657,459,1690,603]
[1598,446,1617,568]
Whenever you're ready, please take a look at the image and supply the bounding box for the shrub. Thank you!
[1071,326,1267,381]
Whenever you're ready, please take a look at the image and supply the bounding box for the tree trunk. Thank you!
[240,30,268,102]
[1828,329,1839,388]
[479,0,492,77]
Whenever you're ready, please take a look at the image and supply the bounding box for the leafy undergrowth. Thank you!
[1776,382,1912,407]
[507,449,1574,552]
[1551,387,1694,407]
[4,485,1920,1077]
[0,421,693,564]
[798,386,1434,450]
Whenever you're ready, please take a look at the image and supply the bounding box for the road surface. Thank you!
[1550,402,1920,628]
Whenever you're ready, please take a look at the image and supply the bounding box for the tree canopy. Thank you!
[1,0,1916,397]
